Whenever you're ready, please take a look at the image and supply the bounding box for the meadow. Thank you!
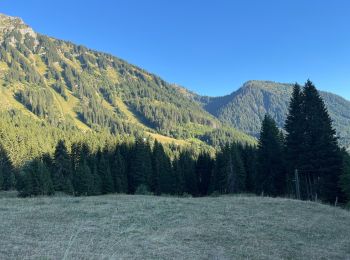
[0,193,350,259]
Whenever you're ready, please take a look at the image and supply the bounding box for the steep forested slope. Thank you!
[0,13,255,164]
[1,12,349,166]
[201,81,350,149]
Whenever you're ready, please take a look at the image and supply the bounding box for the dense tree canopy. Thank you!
[284,81,345,203]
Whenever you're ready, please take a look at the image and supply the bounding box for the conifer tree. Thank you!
[228,144,246,193]
[172,157,185,195]
[73,160,91,196]
[53,140,73,193]
[340,150,350,203]
[17,158,54,197]
[129,137,152,193]
[150,141,161,195]
[111,146,128,193]
[0,144,15,190]
[240,145,257,193]
[196,152,213,196]
[0,165,3,190]
[90,156,102,196]
[97,150,114,194]
[284,84,303,193]
[151,140,172,195]
[257,115,286,196]
[178,150,198,196]
[72,143,94,196]
[212,145,230,194]
[300,80,344,202]
[71,142,81,172]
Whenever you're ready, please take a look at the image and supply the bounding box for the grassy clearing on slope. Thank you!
[114,97,190,146]
[146,132,188,146]
[48,87,91,131]
[0,194,349,259]
[0,86,37,118]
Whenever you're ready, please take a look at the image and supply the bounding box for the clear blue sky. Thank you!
[1,0,350,99]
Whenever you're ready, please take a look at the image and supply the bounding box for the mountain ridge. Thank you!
[198,80,350,150]
[0,12,349,164]
[0,13,257,165]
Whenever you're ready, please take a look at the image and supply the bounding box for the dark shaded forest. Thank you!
[1,81,349,206]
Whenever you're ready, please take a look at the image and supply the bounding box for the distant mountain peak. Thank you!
[0,13,36,44]
[0,13,26,28]
[241,80,292,91]
[201,80,350,149]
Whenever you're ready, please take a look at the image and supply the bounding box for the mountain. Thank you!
[1,13,349,166]
[0,13,255,165]
[200,80,350,150]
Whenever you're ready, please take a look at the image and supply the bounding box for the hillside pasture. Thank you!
[0,194,349,259]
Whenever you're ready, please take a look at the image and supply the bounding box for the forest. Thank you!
[1,81,349,206]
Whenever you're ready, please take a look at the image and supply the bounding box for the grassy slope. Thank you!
[0,194,349,259]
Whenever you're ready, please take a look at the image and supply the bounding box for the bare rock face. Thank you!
[0,13,38,47]
[0,13,25,32]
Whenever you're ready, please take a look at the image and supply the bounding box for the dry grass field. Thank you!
[0,193,349,259]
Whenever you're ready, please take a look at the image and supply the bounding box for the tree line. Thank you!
[0,81,349,205]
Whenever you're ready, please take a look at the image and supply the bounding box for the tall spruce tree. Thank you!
[0,144,15,190]
[228,144,246,193]
[17,158,54,197]
[257,115,286,196]
[111,146,128,193]
[284,84,304,193]
[175,150,197,196]
[212,145,230,194]
[172,157,185,195]
[53,140,73,193]
[151,140,173,195]
[340,150,350,203]
[97,150,114,194]
[72,143,94,196]
[240,145,257,193]
[129,137,152,193]
[196,152,213,196]
[299,80,344,203]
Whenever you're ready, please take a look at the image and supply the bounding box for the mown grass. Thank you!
[0,194,349,259]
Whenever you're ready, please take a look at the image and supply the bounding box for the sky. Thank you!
[1,0,350,99]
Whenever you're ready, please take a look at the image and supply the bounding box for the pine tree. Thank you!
[240,145,257,193]
[16,169,33,197]
[111,146,128,193]
[257,115,286,196]
[71,142,81,172]
[90,156,102,196]
[0,165,3,190]
[0,144,15,190]
[196,152,213,196]
[212,145,230,194]
[72,142,94,196]
[73,159,92,196]
[129,137,152,193]
[172,157,185,195]
[284,83,304,194]
[340,150,350,203]
[300,80,344,203]
[228,144,246,193]
[97,150,114,194]
[17,158,54,197]
[150,141,161,195]
[151,140,173,195]
[53,140,73,193]
[38,158,55,196]
[178,150,198,196]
